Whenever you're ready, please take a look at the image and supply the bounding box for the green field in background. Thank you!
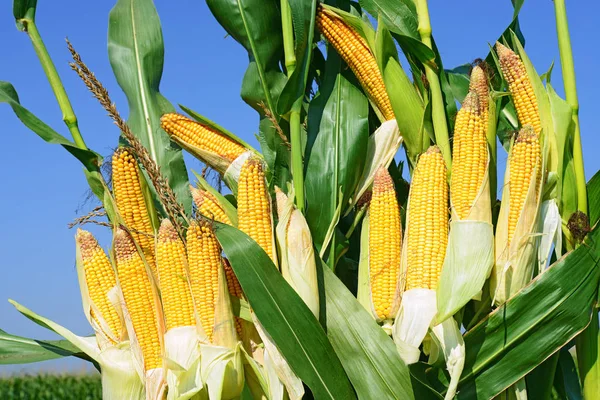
[0,375,101,399]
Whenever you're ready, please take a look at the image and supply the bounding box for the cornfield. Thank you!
[1,0,599,399]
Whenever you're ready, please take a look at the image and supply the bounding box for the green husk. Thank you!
[356,214,371,314]
[430,318,465,400]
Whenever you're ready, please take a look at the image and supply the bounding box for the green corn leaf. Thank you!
[304,52,369,253]
[108,0,191,215]
[0,328,87,365]
[215,224,356,400]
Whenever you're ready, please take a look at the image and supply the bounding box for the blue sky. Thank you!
[0,0,598,374]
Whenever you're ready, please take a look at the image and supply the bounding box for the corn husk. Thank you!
[491,138,545,306]
[356,214,371,313]
[163,326,202,400]
[224,151,254,194]
[9,300,144,400]
[429,318,465,400]
[348,119,402,213]
[275,186,319,318]
[392,289,437,364]
[538,199,562,272]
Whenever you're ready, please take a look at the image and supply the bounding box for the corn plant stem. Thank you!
[415,0,451,172]
[345,207,367,240]
[577,312,600,399]
[21,20,87,150]
[281,0,305,212]
[554,0,587,215]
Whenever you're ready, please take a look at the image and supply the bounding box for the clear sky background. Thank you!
[0,0,598,374]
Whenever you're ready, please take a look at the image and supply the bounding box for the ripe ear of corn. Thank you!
[113,229,164,373]
[75,229,122,346]
[237,158,277,265]
[156,220,195,331]
[450,91,490,221]
[404,146,449,291]
[496,42,541,135]
[316,6,394,121]
[191,186,232,225]
[368,168,402,322]
[112,148,157,278]
[186,221,221,343]
[223,259,244,338]
[161,113,246,166]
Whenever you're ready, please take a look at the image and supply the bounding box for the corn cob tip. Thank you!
[114,229,137,262]
[516,125,537,142]
[76,229,100,258]
[470,65,488,85]
[460,91,481,114]
[373,168,394,190]
[157,219,178,243]
[274,186,288,219]
[425,145,442,156]
[495,41,511,57]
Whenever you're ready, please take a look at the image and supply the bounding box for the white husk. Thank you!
[253,317,304,400]
[356,214,371,313]
[392,289,437,364]
[435,220,494,324]
[224,151,254,194]
[200,343,245,400]
[275,187,319,318]
[264,348,287,400]
[349,119,402,212]
[163,326,202,400]
[9,300,144,400]
[538,199,562,272]
[430,318,465,400]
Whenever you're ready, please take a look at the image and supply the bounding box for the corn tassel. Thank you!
[76,229,122,344]
[237,158,277,264]
[405,146,449,290]
[368,168,402,321]
[496,42,542,135]
[316,6,394,121]
[450,91,488,220]
[112,148,156,277]
[186,221,221,343]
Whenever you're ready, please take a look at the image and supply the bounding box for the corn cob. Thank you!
[496,43,541,135]
[223,258,244,337]
[405,146,449,291]
[114,229,162,370]
[156,220,196,332]
[191,186,232,225]
[76,229,121,342]
[368,168,402,320]
[469,65,489,119]
[316,6,394,121]
[112,148,156,277]
[507,126,541,246]
[186,221,221,342]
[450,91,487,219]
[237,158,276,262]
[160,113,246,162]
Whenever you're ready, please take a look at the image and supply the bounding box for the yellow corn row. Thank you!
[191,186,232,225]
[316,6,395,121]
[237,158,276,262]
[186,221,221,342]
[369,168,402,320]
[160,113,246,162]
[156,220,196,332]
[450,91,487,219]
[112,148,156,277]
[496,43,541,135]
[114,229,162,370]
[507,126,541,246]
[405,146,449,291]
[76,229,121,342]
[223,259,244,337]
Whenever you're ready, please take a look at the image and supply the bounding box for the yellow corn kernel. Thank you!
[76,229,121,342]
[316,7,394,121]
[507,126,541,245]
[191,186,232,225]
[405,146,449,291]
[496,43,541,135]
[156,219,196,331]
[112,148,156,277]
[160,113,246,162]
[237,158,275,262]
[450,91,488,219]
[369,168,402,320]
[223,258,244,338]
[186,221,221,342]
[114,229,162,370]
